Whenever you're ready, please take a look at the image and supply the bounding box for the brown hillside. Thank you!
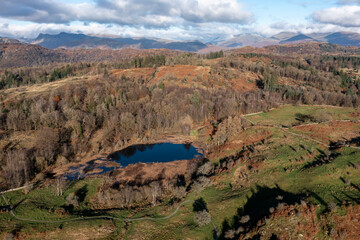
[228,42,360,56]
[112,64,257,92]
[0,43,182,68]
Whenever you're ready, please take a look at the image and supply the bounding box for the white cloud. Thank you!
[0,0,71,23]
[312,6,360,27]
[0,20,247,42]
[0,0,253,28]
[0,0,254,41]
[337,0,360,5]
[178,0,254,24]
[254,20,360,37]
[2,1,360,42]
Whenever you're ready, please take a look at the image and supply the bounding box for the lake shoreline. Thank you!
[51,133,205,179]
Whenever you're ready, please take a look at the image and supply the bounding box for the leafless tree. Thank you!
[2,150,29,188]
[149,181,162,206]
[35,127,59,166]
[53,176,67,196]
[197,162,213,176]
[194,210,211,226]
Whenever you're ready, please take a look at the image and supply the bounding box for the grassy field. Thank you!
[246,105,358,126]
[1,105,360,239]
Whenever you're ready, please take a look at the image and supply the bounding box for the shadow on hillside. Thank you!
[219,185,307,239]
[75,184,88,203]
[301,152,340,170]
[348,136,360,146]
[333,178,360,205]
[193,197,208,212]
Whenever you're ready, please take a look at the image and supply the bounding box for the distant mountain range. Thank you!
[216,31,360,49]
[31,32,207,52]
[2,31,360,53]
[1,31,360,68]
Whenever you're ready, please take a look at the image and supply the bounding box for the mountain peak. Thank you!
[279,33,314,44]
[271,32,298,41]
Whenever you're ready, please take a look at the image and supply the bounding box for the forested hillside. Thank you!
[0,43,360,239]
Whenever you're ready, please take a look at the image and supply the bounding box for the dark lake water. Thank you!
[64,143,202,180]
[108,143,203,167]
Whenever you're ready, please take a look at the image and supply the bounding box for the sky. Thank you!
[1,0,360,42]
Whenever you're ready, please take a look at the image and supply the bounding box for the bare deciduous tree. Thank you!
[149,181,162,206]
[194,210,211,227]
[2,150,30,188]
[53,176,67,196]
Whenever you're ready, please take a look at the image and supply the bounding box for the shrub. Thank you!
[314,111,332,123]
[295,113,314,123]
[240,215,250,224]
[173,186,186,200]
[194,210,211,226]
[66,193,79,207]
[197,161,213,176]
[191,176,211,193]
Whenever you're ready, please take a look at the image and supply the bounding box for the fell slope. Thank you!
[0,42,181,68]
[33,32,208,52]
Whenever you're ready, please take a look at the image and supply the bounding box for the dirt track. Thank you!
[1,192,218,239]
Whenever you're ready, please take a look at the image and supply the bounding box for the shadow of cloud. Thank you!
[219,185,306,239]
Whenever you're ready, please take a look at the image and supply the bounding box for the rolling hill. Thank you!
[215,31,360,49]
[2,34,360,69]
[0,42,182,68]
[2,31,360,55]
[279,33,315,44]
[32,32,208,52]
[0,37,20,44]
[323,32,360,47]
[1,43,360,239]
[217,34,278,48]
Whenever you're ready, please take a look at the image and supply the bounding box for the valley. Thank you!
[0,104,359,239]
[2,0,360,239]
[0,41,360,239]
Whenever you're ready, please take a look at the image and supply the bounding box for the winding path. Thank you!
[2,107,357,239]
[0,193,218,239]
[0,184,34,195]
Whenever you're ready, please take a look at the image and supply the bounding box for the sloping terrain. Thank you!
[0,43,181,68]
[0,105,359,240]
[324,32,360,47]
[0,43,69,68]
[0,43,360,239]
[229,41,360,56]
[210,31,360,49]
[112,64,257,92]
[217,34,278,48]
[0,38,20,44]
[279,34,315,44]
[33,32,208,52]
[3,31,360,56]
